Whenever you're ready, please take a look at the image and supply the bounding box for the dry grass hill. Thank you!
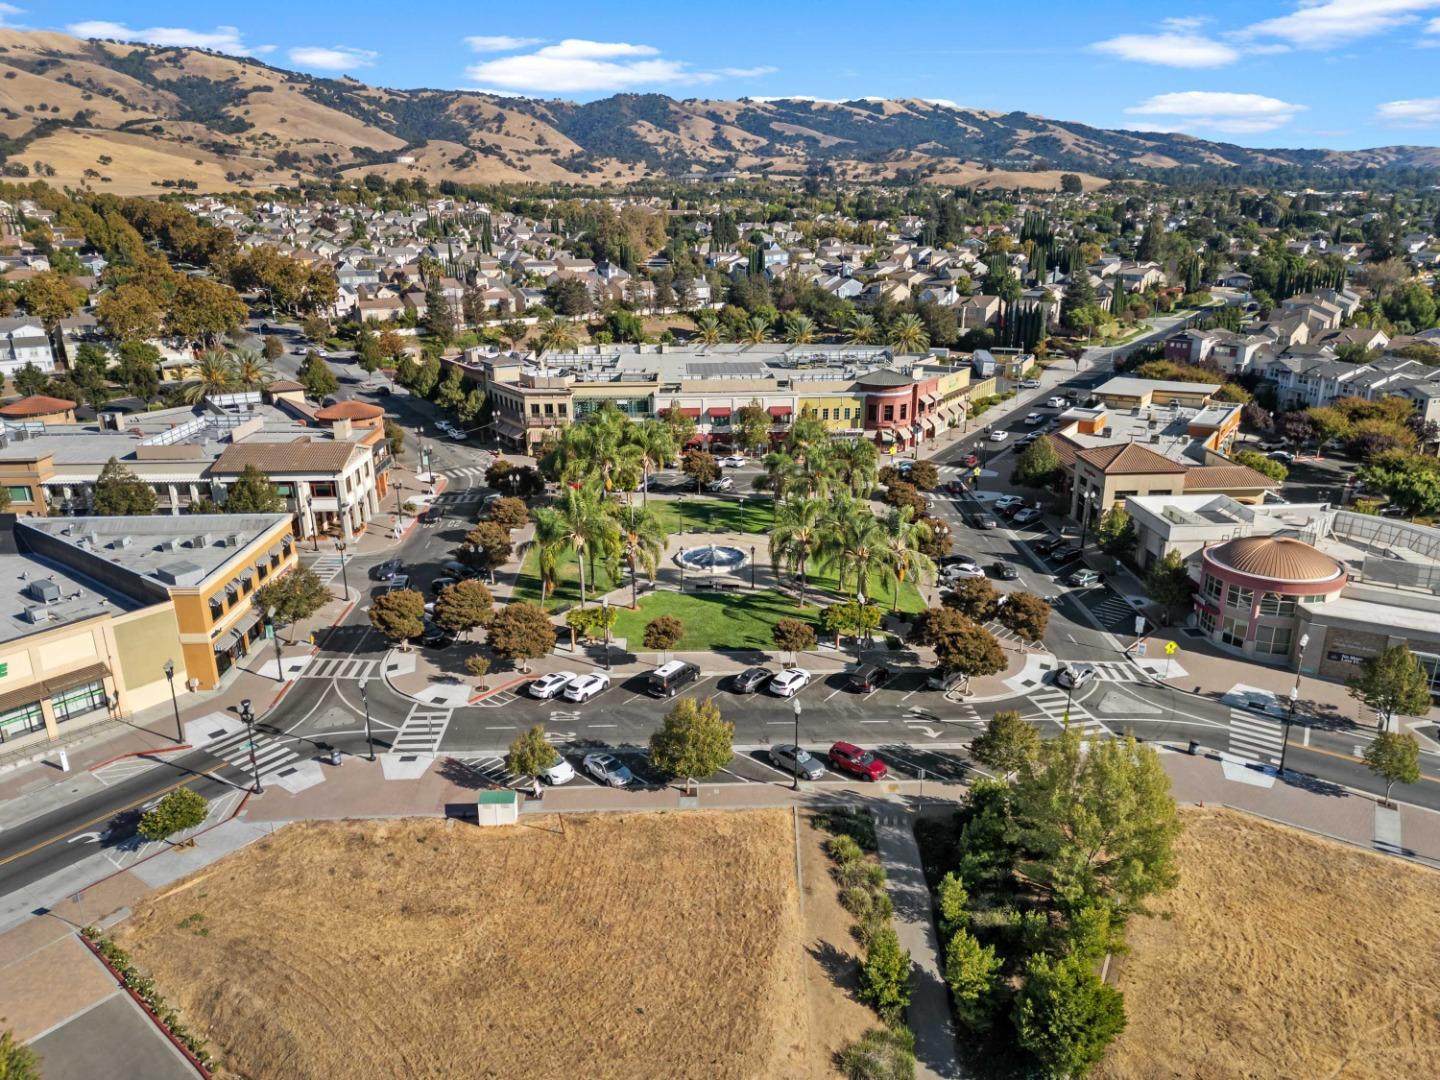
[0,29,1436,196]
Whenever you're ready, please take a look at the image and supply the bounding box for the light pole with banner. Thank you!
[358,680,376,761]
[335,539,351,602]
[238,697,263,794]
[162,658,183,742]
[791,698,802,791]
[266,606,283,683]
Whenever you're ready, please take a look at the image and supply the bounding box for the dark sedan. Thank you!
[846,664,892,693]
[731,666,774,694]
[989,561,1019,580]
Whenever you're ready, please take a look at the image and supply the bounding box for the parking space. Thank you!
[875,745,976,784]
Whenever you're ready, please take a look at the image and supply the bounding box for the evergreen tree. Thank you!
[92,457,157,515]
[225,464,285,513]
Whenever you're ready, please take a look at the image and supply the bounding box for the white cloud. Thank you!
[464,39,768,94]
[1091,31,1241,67]
[465,35,544,52]
[923,98,963,109]
[1428,14,1440,30]
[0,3,23,22]
[1161,16,1208,30]
[1126,90,1307,133]
[288,46,378,71]
[1241,0,1440,49]
[66,20,251,54]
[1376,97,1440,125]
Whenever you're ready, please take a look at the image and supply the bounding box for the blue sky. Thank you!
[19,1,1440,149]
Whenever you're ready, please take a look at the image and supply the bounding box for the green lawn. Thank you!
[804,563,930,614]
[510,497,774,611]
[610,589,819,653]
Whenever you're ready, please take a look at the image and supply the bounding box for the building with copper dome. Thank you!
[1196,536,1346,659]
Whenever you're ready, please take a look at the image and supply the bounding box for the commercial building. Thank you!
[0,512,296,751]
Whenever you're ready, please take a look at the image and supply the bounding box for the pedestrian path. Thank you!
[439,465,491,482]
[1228,709,1286,765]
[304,554,346,584]
[1085,590,1143,633]
[204,726,301,782]
[1085,660,1149,683]
[436,487,485,505]
[301,657,380,682]
[1026,688,1112,742]
[389,703,453,755]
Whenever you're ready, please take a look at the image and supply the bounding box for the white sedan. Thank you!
[720,454,747,468]
[562,672,611,702]
[942,563,986,581]
[583,753,634,787]
[770,668,812,697]
[989,430,1010,442]
[539,756,576,785]
[528,671,576,700]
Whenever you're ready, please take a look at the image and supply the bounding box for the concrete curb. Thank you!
[87,744,193,773]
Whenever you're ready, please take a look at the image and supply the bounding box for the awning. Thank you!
[240,568,254,582]
[215,611,262,652]
[707,406,732,418]
[268,546,282,559]
[768,405,792,417]
[44,662,111,696]
[224,582,239,598]
[254,557,270,569]
[671,407,701,418]
[922,394,939,405]
[879,430,896,443]
[921,418,936,433]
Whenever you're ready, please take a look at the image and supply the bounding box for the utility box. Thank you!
[476,790,518,826]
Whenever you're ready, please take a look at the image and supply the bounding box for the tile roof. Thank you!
[1182,464,1282,491]
[0,394,76,416]
[1075,442,1187,475]
[211,439,362,475]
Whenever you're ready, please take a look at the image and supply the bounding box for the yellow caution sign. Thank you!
[1164,641,1179,655]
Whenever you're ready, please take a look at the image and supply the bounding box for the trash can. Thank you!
[328,748,342,766]
[1188,740,1200,756]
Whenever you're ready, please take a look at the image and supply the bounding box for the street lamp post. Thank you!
[162,659,182,743]
[1280,633,1309,774]
[602,597,611,671]
[267,605,283,683]
[335,539,351,601]
[358,680,375,761]
[791,698,802,792]
[239,698,263,794]
[750,545,756,590]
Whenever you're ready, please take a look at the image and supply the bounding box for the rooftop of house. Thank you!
[17,514,292,593]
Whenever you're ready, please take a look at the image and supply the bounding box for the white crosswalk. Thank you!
[1228,709,1286,764]
[205,727,301,781]
[438,488,485,504]
[440,465,492,481]
[1026,688,1113,743]
[305,554,346,584]
[301,657,380,682]
[1088,592,1141,631]
[389,703,453,755]
[1085,660,1149,684]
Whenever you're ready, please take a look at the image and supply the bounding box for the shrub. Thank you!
[840,886,875,918]
[813,806,878,851]
[839,1026,916,1080]
[858,925,912,1024]
[827,834,864,866]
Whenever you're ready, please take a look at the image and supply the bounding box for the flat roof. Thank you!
[0,553,136,645]
[1315,596,1440,636]
[1094,376,1221,397]
[19,514,291,590]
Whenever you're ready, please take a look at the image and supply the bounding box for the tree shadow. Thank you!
[436,756,493,790]
[804,939,863,1002]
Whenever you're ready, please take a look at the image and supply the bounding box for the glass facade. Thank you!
[0,700,44,743]
[1258,592,1297,617]
[52,680,107,722]
[1225,584,1253,610]
[1253,624,1293,655]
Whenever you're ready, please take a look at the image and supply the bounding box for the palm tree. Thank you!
[610,503,664,609]
[830,438,879,496]
[183,350,235,404]
[888,313,929,354]
[846,312,879,345]
[741,315,770,345]
[626,420,677,506]
[761,448,798,504]
[881,506,936,612]
[553,482,618,607]
[534,317,578,359]
[694,313,722,345]
[820,498,897,606]
[770,497,826,607]
[530,506,569,601]
[783,313,817,344]
[231,348,276,392]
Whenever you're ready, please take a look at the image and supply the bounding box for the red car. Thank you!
[828,741,889,781]
[963,453,980,468]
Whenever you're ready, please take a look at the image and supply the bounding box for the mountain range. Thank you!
[1,28,1437,196]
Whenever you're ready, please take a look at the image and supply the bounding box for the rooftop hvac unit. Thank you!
[27,579,60,603]
[226,533,242,548]
[22,606,49,624]
[111,536,132,549]
[191,534,210,549]
[82,532,98,548]
[156,538,181,552]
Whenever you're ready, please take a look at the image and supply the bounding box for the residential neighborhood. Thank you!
[0,9,1439,1080]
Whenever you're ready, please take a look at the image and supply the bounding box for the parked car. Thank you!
[941,562,985,582]
[989,429,1010,442]
[420,507,444,525]
[720,454,747,468]
[926,667,967,691]
[583,753,633,787]
[419,624,454,649]
[994,495,1025,512]
[769,668,811,697]
[647,660,701,698]
[447,428,468,441]
[828,742,888,781]
[962,453,980,467]
[1032,534,1065,554]
[539,756,576,785]
[429,575,458,594]
[1024,412,1044,426]
[1068,568,1103,587]
[769,744,825,780]
[1018,432,1042,447]
[707,475,734,492]
[1011,507,1042,526]
[563,673,611,703]
[1019,378,1041,389]
[938,554,979,568]
[846,664,892,693]
[1050,545,1082,565]
[975,513,999,530]
[731,666,774,694]
[1055,663,1097,690]
[370,558,403,582]
[1046,396,1067,408]
[385,574,411,592]
[1268,450,1295,464]
[989,561,1019,580]
[528,672,576,700]
[440,559,469,578]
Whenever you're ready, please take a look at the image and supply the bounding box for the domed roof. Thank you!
[1208,536,1342,584]
[314,400,384,421]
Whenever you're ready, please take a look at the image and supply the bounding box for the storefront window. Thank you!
[1258,592,1296,616]
[1199,609,1216,634]
[1254,624,1293,655]
[51,680,107,722]
[1413,652,1440,696]
[1203,574,1223,602]
[5,485,32,503]
[1221,616,1247,647]
[0,700,44,743]
[1225,584,1253,610]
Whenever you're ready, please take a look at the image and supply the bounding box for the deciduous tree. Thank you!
[253,566,329,643]
[92,457,157,515]
[682,448,719,493]
[137,788,209,844]
[917,608,1005,677]
[1093,507,1137,560]
[944,577,999,622]
[487,602,556,672]
[642,614,684,658]
[433,579,495,640]
[224,463,284,513]
[997,592,1050,644]
[968,709,1041,777]
[648,696,734,782]
[1362,731,1422,806]
[488,496,529,530]
[368,589,426,648]
[507,724,560,779]
[772,617,816,665]
[1347,644,1432,733]
[1144,550,1193,618]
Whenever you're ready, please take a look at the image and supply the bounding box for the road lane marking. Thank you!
[860,719,891,724]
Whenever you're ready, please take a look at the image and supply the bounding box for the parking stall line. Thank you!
[824,686,845,701]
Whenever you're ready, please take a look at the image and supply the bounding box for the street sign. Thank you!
[264,624,275,640]
[1164,641,1179,656]
[1135,643,1147,657]
[1134,615,1146,636]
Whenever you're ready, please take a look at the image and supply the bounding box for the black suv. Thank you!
[1050,545,1082,565]
[989,561,1019,580]
[1032,535,1064,555]
[846,664,892,693]
[369,557,402,581]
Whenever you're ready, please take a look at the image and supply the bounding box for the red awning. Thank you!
[673,407,702,418]
[708,406,732,417]
[768,405,792,417]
